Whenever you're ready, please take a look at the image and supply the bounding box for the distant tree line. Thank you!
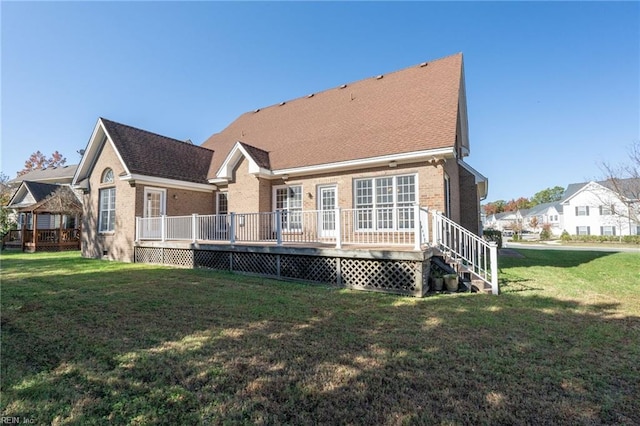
[483,186,565,216]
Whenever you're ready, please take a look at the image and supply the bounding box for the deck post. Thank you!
[335,207,342,249]
[489,242,499,295]
[161,215,166,242]
[431,210,438,246]
[192,214,198,243]
[135,217,140,242]
[413,205,421,251]
[229,213,236,244]
[275,210,282,246]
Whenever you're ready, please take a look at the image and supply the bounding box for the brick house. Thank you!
[72,53,496,296]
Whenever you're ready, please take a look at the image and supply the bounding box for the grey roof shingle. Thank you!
[101,118,214,184]
[23,181,63,202]
[9,164,78,184]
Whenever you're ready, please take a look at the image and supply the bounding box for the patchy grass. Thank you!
[1,250,639,425]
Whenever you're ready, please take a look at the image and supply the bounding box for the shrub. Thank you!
[540,224,552,241]
[560,230,571,242]
[482,229,503,249]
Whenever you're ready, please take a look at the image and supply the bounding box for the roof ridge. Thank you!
[100,117,214,153]
[244,52,463,115]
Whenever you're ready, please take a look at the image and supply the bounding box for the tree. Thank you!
[530,186,565,206]
[600,140,640,226]
[483,200,506,216]
[504,197,532,212]
[18,150,67,176]
[0,172,18,234]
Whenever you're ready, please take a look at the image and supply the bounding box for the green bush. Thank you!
[560,230,571,242]
[482,230,503,249]
[559,233,640,245]
[540,224,552,241]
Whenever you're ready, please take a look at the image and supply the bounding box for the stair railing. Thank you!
[431,210,499,295]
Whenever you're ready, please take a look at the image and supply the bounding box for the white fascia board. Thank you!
[273,147,456,177]
[72,118,130,186]
[119,173,216,192]
[6,183,29,207]
[216,141,263,180]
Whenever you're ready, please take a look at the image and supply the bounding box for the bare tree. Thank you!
[600,141,640,227]
[18,150,67,176]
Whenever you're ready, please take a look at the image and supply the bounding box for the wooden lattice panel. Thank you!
[135,247,163,264]
[341,258,419,293]
[280,255,337,284]
[194,250,230,271]
[163,249,194,268]
[232,252,278,276]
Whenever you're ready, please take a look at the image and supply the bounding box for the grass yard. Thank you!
[1,250,639,425]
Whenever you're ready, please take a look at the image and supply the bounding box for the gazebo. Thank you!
[4,181,82,252]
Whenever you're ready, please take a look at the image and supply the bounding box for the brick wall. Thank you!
[458,165,481,235]
[82,141,137,262]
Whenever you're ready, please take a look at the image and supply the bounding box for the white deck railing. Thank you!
[431,210,499,295]
[136,206,425,250]
[136,208,498,294]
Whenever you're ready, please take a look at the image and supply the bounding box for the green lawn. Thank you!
[1,250,639,425]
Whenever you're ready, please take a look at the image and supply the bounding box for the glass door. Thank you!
[318,185,337,238]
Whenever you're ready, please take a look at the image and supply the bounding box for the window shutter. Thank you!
[575,206,578,216]
[599,206,603,215]
[576,226,579,235]
[586,206,589,216]
[587,226,590,235]
[600,226,603,235]
[613,227,616,236]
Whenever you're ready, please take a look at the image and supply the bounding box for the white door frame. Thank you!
[317,185,337,238]
[143,187,167,218]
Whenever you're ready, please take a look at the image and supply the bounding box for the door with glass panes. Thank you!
[318,185,337,238]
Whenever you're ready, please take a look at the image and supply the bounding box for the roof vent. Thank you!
[254,108,260,113]
[339,84,347,89]
[419,62,428,67]
[279,101,286,106]
[376,75,383,80]
[307,93,314,98]
[184,139,193,144]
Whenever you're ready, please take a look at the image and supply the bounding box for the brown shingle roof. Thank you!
[238,142,271,169]
[202,53,464,179]
[101,118,214,184]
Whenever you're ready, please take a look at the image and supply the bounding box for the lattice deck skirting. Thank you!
[134,243,432,297]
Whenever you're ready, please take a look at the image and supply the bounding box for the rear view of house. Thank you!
[72,53,497,296]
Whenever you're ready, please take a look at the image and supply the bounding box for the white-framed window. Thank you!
[99,187,116,232]
[353,174,416,230]
[99,168,116,233]
[576,226,590,236]
[599,205,614,215]
[274,185,302,231]
[143,188,166,218]
[601,226,616,236]
[576,206,589,216]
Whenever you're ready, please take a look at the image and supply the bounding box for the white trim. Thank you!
[560,181,605,205]
[317,184,338,238]
[143,187,167,218]
[119,174,216,193]
[215,141,268,180]
[274,147,455,177]
[216,191,228,214]
[209,146,456,184]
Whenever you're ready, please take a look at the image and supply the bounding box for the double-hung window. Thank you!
[274,185,302,232]
[576,206,589,216]
[354,174,416,230]
[601,226,616,236]
[99,168,116,232]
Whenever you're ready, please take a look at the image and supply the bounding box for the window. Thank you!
[99,188,116,232]
[599,205,614,215]
[600,226,616,236]
[274,185,302,231]
[102,168,114,183]
[576,226,590,236]
[576,206,589,216]
[354,174,416,230]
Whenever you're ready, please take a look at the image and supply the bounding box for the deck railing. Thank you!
[136,206,425,250]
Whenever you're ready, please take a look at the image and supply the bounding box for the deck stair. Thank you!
[429,211,499,295]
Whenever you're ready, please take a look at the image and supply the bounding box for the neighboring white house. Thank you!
[560,179,640,236]
[484,210,528,232]
[522,202,563,236]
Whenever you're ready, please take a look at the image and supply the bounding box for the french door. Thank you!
[318,185,337,238]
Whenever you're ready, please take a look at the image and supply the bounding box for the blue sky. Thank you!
[1,1,638,202]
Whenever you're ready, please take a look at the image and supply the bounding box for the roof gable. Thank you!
[202,53,465,179]
[7,181,62,209]
[74,118,215,188]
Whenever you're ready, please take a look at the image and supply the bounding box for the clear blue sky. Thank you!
[2,1,638,202]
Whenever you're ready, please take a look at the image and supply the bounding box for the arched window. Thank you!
[102,168,114,184]
[99,168,116,232]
